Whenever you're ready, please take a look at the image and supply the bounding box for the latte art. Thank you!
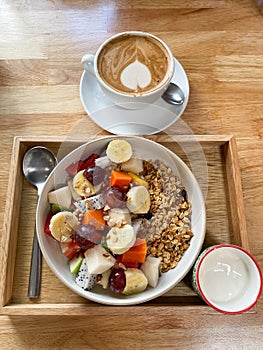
[120,60,151,90]
[97,35,171,95]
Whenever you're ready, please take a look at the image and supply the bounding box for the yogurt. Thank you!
[198,249,248,303]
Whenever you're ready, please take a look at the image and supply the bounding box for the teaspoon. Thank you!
[162,82,185,105]
[22,146,57,298]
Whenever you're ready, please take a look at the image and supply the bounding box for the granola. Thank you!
[138,160,193,273]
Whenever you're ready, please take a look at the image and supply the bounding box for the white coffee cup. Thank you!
[81,31,175,109]
[192,244,262,314]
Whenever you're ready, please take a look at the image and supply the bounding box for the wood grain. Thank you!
[0,0,263,348]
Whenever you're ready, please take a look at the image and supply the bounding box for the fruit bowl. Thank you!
[36,136,206,305]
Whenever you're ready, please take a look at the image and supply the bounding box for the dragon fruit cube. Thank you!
[75,259,97,291]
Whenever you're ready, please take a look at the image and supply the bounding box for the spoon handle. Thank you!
[27,224,42,298]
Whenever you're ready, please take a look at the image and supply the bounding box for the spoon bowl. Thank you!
[22,146,57,298]
[162,82,185,105]
[23,146,57,194]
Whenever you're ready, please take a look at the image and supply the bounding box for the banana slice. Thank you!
[49,211,79,242]
[73,170,96,197]
[106,224,136,255]
[126,185,150,213]
[106,139,133,163]
[107,208,131,228]
[133,195,151,214]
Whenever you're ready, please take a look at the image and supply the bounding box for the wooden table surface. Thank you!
[0,0,263,349]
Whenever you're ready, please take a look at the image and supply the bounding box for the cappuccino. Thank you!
[97,34,172,95]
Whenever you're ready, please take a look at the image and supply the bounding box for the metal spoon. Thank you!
[22,146,57,298]
[162,82,185,105]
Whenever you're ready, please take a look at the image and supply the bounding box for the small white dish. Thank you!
[80,57,189,135]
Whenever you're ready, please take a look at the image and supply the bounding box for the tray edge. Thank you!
[0,135,253,315]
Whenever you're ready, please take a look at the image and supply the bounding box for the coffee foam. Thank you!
[97,35,170,95]
[120,60,151,90]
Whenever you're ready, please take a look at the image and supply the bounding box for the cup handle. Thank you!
[81,54,95,75]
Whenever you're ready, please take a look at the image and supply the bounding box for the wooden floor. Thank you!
[0,1,263,349]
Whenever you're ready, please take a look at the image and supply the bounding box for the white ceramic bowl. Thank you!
[36,136,206,305]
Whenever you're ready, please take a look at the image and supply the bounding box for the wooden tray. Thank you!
[0,135,250,316]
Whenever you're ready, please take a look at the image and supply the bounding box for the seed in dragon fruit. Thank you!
[74,199,87,213]
[74,194,105,213]
[75,259,97,291]
[85,193,105,210]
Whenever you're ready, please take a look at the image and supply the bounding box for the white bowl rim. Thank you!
[36,135,206,305]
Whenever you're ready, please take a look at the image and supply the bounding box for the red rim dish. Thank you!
[196,244,262,314]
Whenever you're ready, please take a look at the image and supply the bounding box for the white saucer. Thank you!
[80,57,189,135]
